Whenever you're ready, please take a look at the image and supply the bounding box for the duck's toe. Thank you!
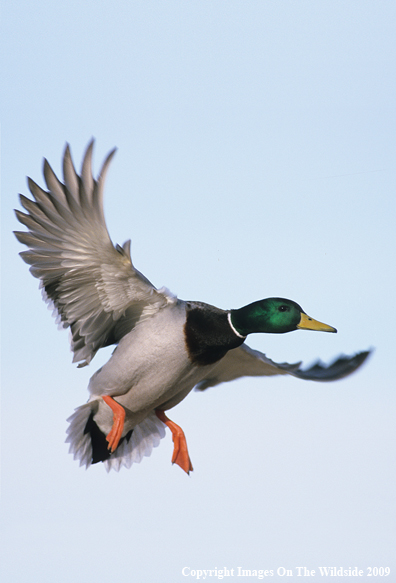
[155,410,193,475]
[102,395,126,452]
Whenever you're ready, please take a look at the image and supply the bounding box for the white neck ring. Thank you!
[227,312,246,339]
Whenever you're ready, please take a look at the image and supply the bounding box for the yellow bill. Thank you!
[297,312,337,333]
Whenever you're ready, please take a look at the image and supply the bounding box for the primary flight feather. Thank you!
[14,141,370,473]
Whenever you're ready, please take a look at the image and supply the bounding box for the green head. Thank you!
[230,297,337,337]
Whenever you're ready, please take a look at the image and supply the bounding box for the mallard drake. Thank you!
[14,141,370,474]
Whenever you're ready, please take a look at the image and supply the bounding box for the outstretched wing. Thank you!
[14,140,175,366]
[195,344,371,390]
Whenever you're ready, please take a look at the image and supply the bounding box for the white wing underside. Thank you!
[14,140,175,366]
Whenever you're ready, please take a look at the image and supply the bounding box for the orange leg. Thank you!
[102,396,126,453]
[155,410,193,474]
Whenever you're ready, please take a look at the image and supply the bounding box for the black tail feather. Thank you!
[83,412,134,465]
[84,412,111,464]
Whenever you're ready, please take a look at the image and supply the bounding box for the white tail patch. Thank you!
[66,402,166,472]
[104,414,166,472]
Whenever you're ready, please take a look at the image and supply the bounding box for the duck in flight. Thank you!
[14,141,370,474]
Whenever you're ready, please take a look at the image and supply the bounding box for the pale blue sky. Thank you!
[1,2,395,582]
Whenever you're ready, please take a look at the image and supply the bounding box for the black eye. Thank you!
[279,305,289,312]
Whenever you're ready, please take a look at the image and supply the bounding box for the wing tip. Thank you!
[294,348,373,382]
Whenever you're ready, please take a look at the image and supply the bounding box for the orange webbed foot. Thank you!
[155,410,193,474]
[102,396,126,453]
